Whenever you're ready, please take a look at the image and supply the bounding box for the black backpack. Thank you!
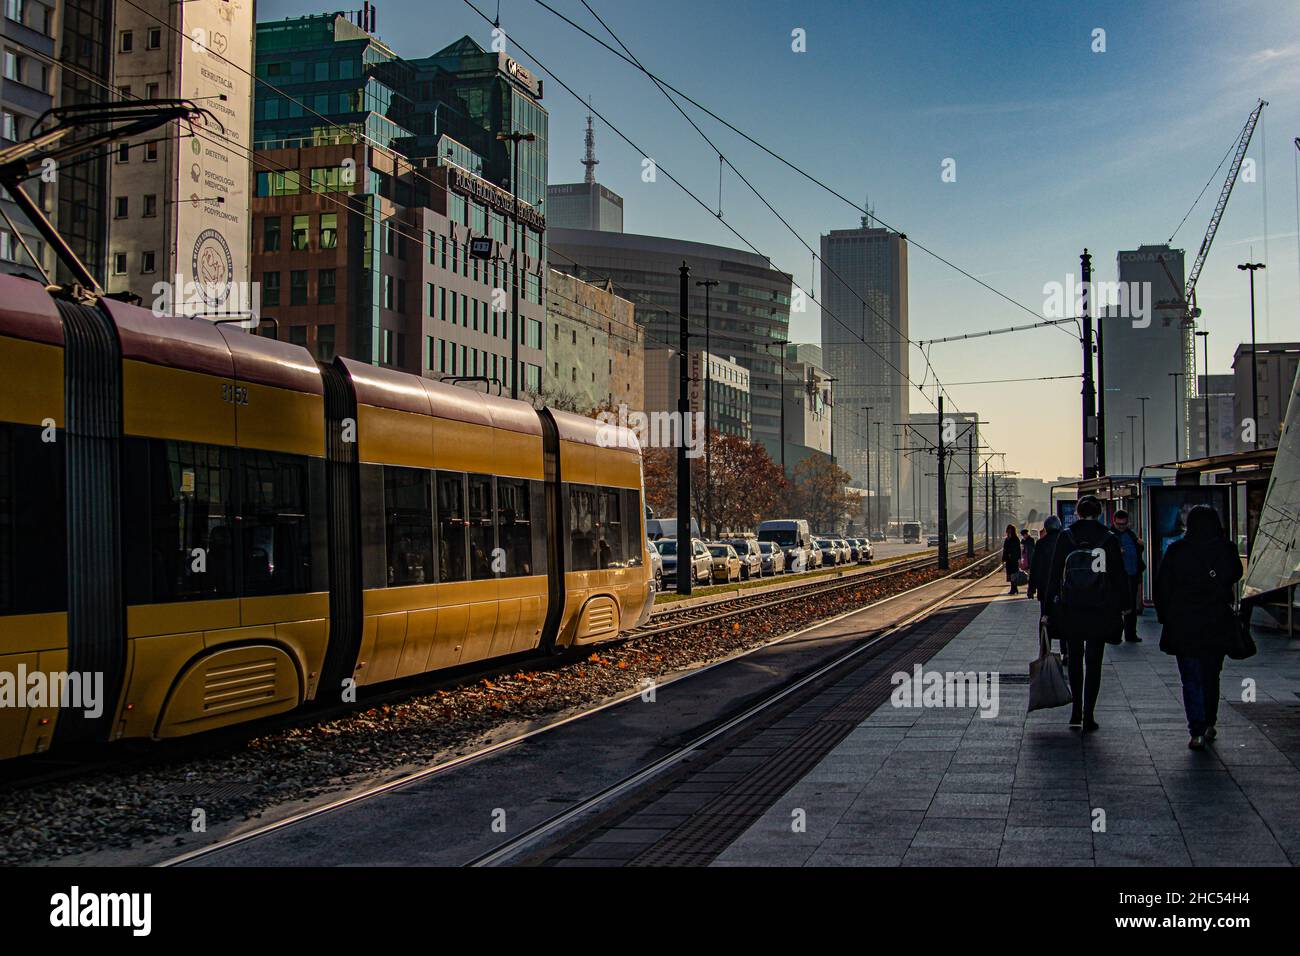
[1058,527,1110,611]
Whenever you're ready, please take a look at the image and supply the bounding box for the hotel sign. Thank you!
[448,165,546,232]
[498,53,541,97]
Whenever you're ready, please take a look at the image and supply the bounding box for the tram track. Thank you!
[0,550,943,794]
[158,552,998,868]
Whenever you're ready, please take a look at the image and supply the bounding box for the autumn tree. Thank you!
[689,431,788,536]
[787,454,860,534]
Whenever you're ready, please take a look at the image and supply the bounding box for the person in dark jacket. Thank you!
[1029,515,1063,658]
[1153,505,1243,751]
[1001,524,1022,594]
[1043,496,1126,732]
[1020,529,1037,598]
[1110,509,1147,643]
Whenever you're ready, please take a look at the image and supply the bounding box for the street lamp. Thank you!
[1136,395,1149,469]
[496,130,537,400]
[1194,329,1210,456]
[1238,262,1266,449]
[696,278,718,536]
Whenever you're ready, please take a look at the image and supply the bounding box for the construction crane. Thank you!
[1157,98,1267,452]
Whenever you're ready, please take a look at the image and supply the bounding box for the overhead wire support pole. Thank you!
[676,261,692,595]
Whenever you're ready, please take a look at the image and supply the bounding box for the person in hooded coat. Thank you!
[1153,505,1243,751]
[1001,524,1022,594]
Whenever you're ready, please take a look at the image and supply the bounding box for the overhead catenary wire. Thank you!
[527,0,1074,340]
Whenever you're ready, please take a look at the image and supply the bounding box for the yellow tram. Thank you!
[0,275,651,758]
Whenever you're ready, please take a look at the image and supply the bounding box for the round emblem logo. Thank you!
[192,228,233,308]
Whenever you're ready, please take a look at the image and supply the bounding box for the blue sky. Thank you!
[264,0,1300,479]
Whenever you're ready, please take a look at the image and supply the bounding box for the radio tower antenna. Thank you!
[581,100,598,184]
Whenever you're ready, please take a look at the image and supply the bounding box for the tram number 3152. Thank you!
[220,383,250,406]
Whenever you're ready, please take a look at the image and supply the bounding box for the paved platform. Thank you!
[714,583,1300,867]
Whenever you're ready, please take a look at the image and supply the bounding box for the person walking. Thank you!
[1110,509,1147,643]
[1030,515,1064,659]
[1020,528,1037,598]
[1002,524,1022,594]
[1153,505,1243,751]
[1043,496,1126,732]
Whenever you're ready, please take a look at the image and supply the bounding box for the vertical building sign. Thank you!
[176,0,252,316]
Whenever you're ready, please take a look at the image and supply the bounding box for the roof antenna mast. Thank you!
[581,99,598,184]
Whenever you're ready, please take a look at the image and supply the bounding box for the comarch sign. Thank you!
[175,0,252,316]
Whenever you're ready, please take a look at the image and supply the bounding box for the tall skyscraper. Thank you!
[820,220,909,514]
[1101,244,1187,470]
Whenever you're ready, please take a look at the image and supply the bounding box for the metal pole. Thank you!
[1081,249,1098,479]
[966,426,975,557]
[1238,263,1266,449]
[984,461,991,551]
[937,397,949,569]
[862,406,872,535]
[875,420,883,540]
[676,261,692,595]
[894,425,901,538]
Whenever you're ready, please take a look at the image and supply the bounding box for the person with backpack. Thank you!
[1153,505,1243,751]
[1043,496,1126,732]
[1110,509,1147,642]
[1002,524,1022,594]
[1020,529,1037,598]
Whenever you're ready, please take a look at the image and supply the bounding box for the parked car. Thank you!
[859,537,874,562]
[869,531,887,542]
[647,537,664,590]
[707,543,742,583]
[815,537,841,566]
[835,539,852,564]
[757,541,786,575]
[757,518,818,572]
[659,537,712,585]
[724,538,763,579]
[845,537,863,562]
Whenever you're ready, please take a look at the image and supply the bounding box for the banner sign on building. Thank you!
[176,0,252,316]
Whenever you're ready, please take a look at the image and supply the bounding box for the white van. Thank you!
[757,519,819,572]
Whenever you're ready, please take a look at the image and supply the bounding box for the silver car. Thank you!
[725,538,763,579]
[757,541,785,575]
[647,537,664,590]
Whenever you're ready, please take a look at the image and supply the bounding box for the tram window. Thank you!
[529,480,548,576]
[623,488,643,567]
[598,488,623,568]
[496,477,532,576]
[121,438,236,605]
[240,450,315,596]
[568,484,598,571]
[384,466,433,586]
[0,423,66,615]
[468,474,495,580]
[436,471,467,582]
